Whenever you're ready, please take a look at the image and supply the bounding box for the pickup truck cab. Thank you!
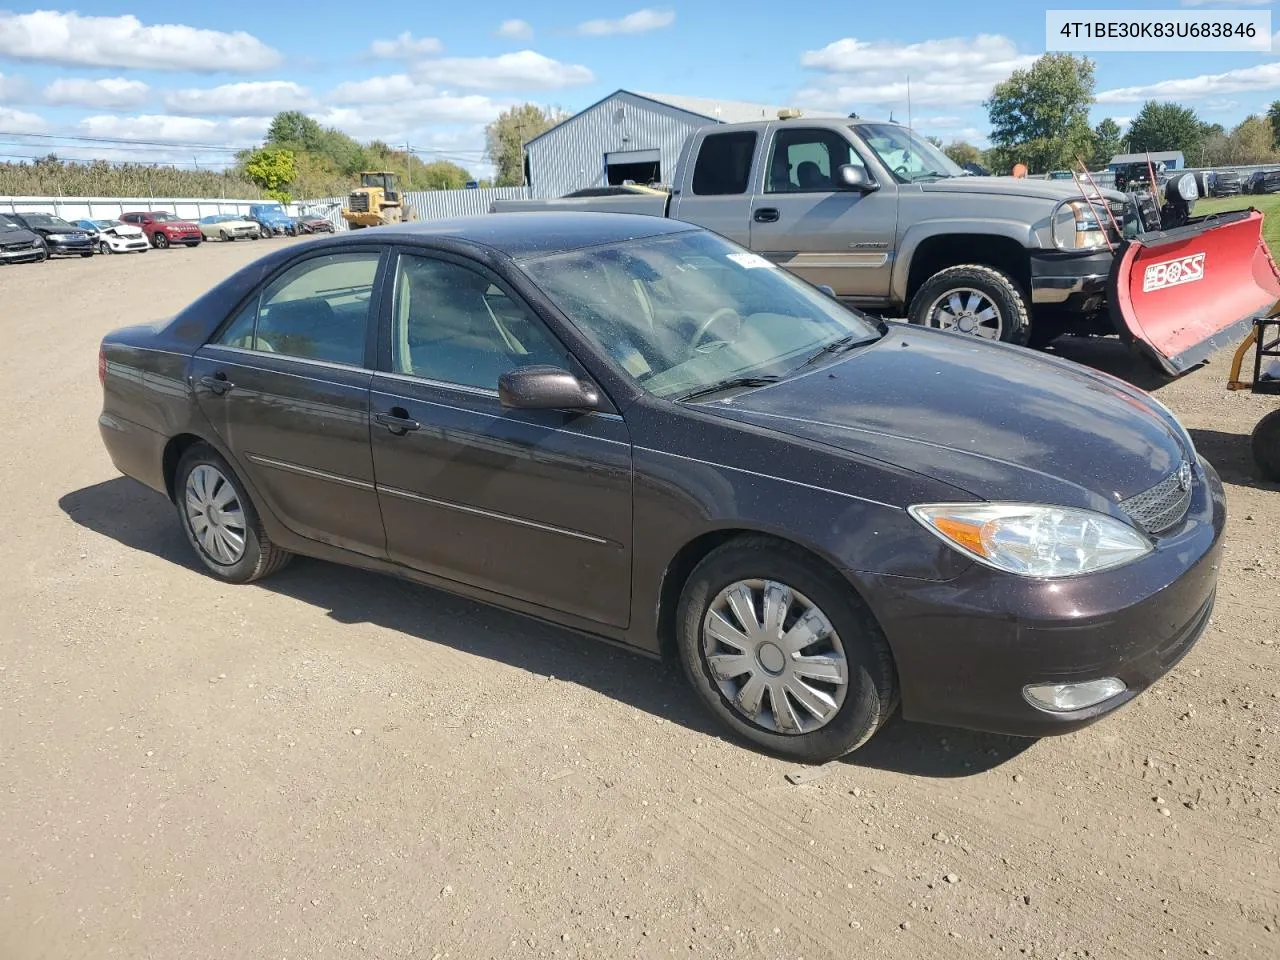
[248,203,298,237]
[494,116,1159,349]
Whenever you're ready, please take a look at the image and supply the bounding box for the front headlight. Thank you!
[908,503,1152,578]
[1053,199,1109,250]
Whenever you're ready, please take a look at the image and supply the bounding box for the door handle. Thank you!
[199,373,234,394]
[375,409,421,435]
[754,208,780,223]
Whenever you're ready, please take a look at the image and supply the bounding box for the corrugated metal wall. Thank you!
[525,92,708,199]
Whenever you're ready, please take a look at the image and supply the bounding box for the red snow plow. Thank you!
[1109,208,1280,376]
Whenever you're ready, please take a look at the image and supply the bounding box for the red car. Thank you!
[119,211,203,249]
[296,213,336,234]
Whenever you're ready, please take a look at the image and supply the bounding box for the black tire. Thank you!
[153,232,168,249]
[80,251,93,258]
[675,535,898,762]
[907,263,1032,346]
[99,241,112,255]
[174,443,292,583]
[185,242,200,248]
[220,230,230,241]
[1252,409,1280,482]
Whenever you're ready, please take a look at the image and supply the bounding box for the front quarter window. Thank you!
[519,230,880,399]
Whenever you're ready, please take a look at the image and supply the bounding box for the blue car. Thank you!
[247,203,297,237]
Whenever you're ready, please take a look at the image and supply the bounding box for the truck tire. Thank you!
[908,264,1031,346]
[1252,409,1280,482]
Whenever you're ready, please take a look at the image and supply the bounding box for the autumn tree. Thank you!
[484,104,568,186]
[985,53,1096,174]
[243,147,297,202]
[942,141,983,168]
[1268,101,1280,150]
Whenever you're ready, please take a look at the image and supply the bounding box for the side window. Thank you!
[216,251,380,365]
[392,254,566,391]
[765,129,866,193]
[691,131,757,196]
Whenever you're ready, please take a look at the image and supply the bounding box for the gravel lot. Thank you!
[1,237,1277,960]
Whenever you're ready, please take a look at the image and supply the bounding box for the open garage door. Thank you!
[606,149,661,186]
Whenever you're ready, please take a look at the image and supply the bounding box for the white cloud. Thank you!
[412,51,593,91]
[497,19,533,39]
[576,9,675,36]
[0,105,46,135]
[329,74,425,104]
[164,81,315,116]
[368,31,443,59]
[919,115,965,129]
[43,77,149,110]
[0,11,281,72]
[78,113,270,145]
[798,34,1036,110]
[315,95,507,136]
[1097,62,1280,103]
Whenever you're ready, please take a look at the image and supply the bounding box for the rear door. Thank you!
[367,249,634,627]
[667,129,760,246]
[747,126,898,304]
[189,247,390,558]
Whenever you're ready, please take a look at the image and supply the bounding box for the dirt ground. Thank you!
[1,238,1277,960]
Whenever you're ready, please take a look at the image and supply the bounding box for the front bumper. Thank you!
[0,242,44,262]
[102,234,149,252]
[44,235,93,255]
[1030,249,1113,312]
[861,456,1226,738]
[162,230,202,244]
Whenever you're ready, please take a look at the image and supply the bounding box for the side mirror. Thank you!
[836,164,876,193]
[499,365,599,411]
[816,284,837,298]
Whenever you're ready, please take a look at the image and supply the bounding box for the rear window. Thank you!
[691,131,757,196]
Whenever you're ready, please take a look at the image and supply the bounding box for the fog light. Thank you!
[1023,678,1126,713]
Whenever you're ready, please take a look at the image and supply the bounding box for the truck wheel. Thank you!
[908,264,1031,346]
[1252,409,1280,482]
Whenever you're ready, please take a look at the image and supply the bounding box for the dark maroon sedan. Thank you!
[95,214,1224,762]
[296,213,336,234]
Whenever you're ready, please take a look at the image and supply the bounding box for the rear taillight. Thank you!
[98,343,106,386]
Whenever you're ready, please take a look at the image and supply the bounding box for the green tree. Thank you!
[484,103,568,186]
[243,147,297,202]
[985,53,1096,174]
[925,135,943,148]
[1267,101,1280,150]
[1126,101,1205,163]
[942,140,982,168]
[417,160,473,190]
[265,111,367,175]
[1091,118,1124,167]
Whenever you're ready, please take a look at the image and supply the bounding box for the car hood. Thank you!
[158,220,199,228]
[30,224,85,235]
[697,326,1188,511]
[104,224,144,235]
[917,176,1126,203]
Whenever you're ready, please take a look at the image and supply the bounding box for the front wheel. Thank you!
[220,230,230,241]
[174,444,293,583]
[1253,409,1280,482]
[907,264,1031,346]
[99,241,112,255]
[675,536,898,762]
[152,232,169,249]
[80,251,93,258]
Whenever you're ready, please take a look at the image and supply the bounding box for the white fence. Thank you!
[300,187,531,231]
[0,195,310,223]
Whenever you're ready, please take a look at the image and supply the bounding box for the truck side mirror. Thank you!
[836,164,876,193]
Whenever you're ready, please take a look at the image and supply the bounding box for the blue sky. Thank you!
[0,3,1278,178]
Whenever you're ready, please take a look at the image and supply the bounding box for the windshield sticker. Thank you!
[727,252,777,270]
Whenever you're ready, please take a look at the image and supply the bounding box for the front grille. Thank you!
[348,192,369,212]
[1119,462,1193,534]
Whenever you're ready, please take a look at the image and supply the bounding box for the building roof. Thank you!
[1109,151,1184,165]
[630,91,845,125]
[524,88,847,150]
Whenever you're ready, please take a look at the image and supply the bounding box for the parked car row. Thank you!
[0,203,337,265]
[1244,169,1280,194]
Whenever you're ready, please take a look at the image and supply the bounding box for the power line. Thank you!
[0,129,252,152]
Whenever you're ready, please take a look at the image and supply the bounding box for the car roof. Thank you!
[361,212,697,259]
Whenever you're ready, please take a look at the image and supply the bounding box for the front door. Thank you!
[368,250,633,628]
[748,126,898,305]
[190,247,389,558]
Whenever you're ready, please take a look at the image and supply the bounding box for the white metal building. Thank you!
[523,90,844,199]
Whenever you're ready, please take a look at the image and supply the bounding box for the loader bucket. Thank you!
[1108,208,1280,376]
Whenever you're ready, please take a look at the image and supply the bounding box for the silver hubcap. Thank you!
[701,579,849,735]
[184,464,247,565]
[926,287,1003,340]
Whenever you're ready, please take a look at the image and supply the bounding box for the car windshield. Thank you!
[150,212,177,222]
[854,123,965,182]
[24,214,72,228]
[520,230,881,400]
[93,219,121,228]
[0,213,24,230]
[257,205,285,215]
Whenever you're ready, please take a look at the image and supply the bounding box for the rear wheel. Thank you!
[1252,409,1280,482]
[153,232,169,249]
[174,444,292,583]
[908,264,1031,346]
[675,536,898,762]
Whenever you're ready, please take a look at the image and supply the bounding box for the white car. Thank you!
[75,219,149,254]
[199,214,263,241]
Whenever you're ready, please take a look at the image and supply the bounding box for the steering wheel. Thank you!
[691,307,742,350]
[894,165,910,177]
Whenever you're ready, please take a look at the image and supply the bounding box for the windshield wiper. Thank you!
[674,375,781,402]
[797,333,878,368]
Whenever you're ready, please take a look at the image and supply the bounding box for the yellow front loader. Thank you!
[341,171,414,229]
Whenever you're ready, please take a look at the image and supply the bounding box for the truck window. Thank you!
[691,131,757,196]
[766,128,866,193]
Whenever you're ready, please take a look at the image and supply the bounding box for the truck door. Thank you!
[666,129,760,246]
[747,126,897,306]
